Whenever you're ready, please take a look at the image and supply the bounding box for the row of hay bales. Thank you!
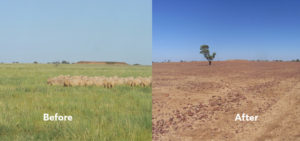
[47,75,152,88]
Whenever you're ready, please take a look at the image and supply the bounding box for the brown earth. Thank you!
[76,61,128,65]
[152,61,300,141]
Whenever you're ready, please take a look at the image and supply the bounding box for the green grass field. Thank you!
[0,64,152,141]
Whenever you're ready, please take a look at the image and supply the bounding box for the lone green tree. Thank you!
[200,45,216,65]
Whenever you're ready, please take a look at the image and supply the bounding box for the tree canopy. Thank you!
[200,45,216,65]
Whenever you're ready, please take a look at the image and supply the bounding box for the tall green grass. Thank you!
[0,64,152,141]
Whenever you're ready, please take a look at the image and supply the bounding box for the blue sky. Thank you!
[0,0,152,65]
[153,0,300,62]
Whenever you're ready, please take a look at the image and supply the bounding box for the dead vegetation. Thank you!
[47,75,152,88]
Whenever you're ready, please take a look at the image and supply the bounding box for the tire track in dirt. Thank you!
[248,81,300,141]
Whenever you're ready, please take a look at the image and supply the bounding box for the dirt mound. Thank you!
[76,61,128,65]
[47,75,152,88]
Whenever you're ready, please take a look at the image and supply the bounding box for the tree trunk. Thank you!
[209,61,211,65]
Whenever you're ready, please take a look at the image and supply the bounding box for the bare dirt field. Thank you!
[152,61,300,141]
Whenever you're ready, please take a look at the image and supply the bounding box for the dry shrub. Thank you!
[47,75,152,88]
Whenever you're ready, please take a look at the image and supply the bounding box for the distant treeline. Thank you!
[76,61,128,65]
[46,60,71,64]
[152,59,300,63]
[254,59,300,62]
[30,61,137,65]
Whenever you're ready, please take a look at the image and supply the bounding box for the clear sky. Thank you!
[0,0,152,65]
[153,0,300,62]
